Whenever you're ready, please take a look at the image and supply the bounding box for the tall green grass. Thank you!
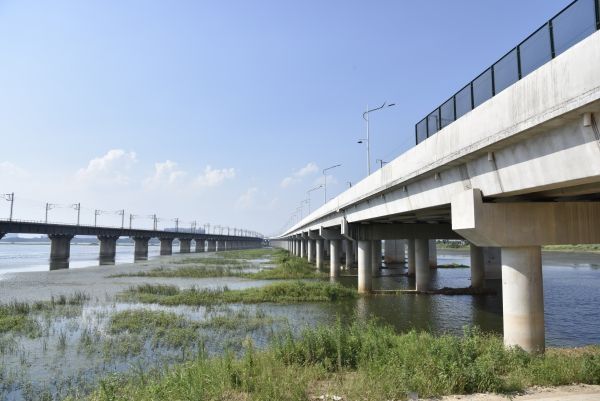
[83,320,600,401]
[121,280,357,306]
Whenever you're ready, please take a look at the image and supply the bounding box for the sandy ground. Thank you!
[0,252,270,302]
[423,384,600,400]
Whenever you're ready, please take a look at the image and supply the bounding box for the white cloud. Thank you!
[280,162,319,188]
[194,165,236,187]
[0,161,29,178]
[76,149,137,185]
[143,160,187,189]
[236,187,259,209]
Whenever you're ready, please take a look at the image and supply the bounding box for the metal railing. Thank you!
[415,0,600,145]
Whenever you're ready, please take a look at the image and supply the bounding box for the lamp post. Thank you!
[2,193,14,221]
[322,164,341,203]
[306,184,323,214]
[376,159,388,169]
[359,102,395,175]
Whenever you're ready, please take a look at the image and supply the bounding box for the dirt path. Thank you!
[427,384,600,401]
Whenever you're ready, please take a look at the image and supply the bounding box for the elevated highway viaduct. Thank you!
[273,25,600,353]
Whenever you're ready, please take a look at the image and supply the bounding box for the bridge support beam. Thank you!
[316,239,324,270]
[330,239,341,278]
[98,235,119,265]
[371,240,381,276]
[195,239,205,253]
[49,234,74,270]
[502,246,544,354]
[160,238,174,256]
[133,237,150,261]
[470,244,485,288]
[179,238,191,253]
[415,238,431,291]
[357,240,372,293]
[407,239,415,276]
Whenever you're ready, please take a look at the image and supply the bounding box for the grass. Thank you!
[0,291,90,337]
[120,280,357,306]
[437,263,469,268]
[82,320,600,401]
[108,309,202,349]
[201,309,277,331]
[111,249,326,280]
[543,244,600,253]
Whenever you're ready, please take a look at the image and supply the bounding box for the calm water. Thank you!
[0,244,598,346]
[0,242,170,274]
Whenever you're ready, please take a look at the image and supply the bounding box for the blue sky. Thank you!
[0,0,568,235]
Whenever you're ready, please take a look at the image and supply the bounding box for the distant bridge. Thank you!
[0,219,264,269]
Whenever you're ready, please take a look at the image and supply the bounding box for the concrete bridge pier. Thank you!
[429,240,437,268]
[384,240,406,264]
[406,239,416,276]
[292,240,298,256]
[133,237,150,260]
[344,239,355,269]
[98,235,119,265]
[307,239,315,263]
[49,234,74,270]
[324,239,330,259]
[415,238,431,291]
[357,240,372,293]
[195,240,205,253]
[371,240,381,276]
[179,238,191,253]
[206,240,216,252]
[470,244,485,288]
[315,238,324,269]
[160,238,174,255]
[300,239,306,258]
[330,239,341,278]
[502,246,544,354]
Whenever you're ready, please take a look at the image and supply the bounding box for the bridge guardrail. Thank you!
[416,0,600,145]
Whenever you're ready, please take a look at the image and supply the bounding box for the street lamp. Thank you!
[360,101,395,175]
[322,164,341,203]
[376,159,388,169]
[306,184,323,214]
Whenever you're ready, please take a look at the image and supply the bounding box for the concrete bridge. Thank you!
[0,220,264,269]
[273,1,600,353]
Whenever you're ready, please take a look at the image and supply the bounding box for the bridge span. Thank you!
[0,220,264,269]
[273,2,600,354]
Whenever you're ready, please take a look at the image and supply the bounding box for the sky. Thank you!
[0,0,570,236]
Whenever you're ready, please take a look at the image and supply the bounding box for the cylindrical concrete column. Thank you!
[484,247,502,279]
[330,239,341,278]
[316,239,324,269]
[49,234,74,270]
[133,237,150,261]
[415,238,431,291]
[501,246,545,354]
[407,238,415,276]
[324,239,330,259]
[371,240,381,276]
[345,239,355,269]
[300,239,306,258]
[98,235,119,265]
[307,239,315,263]
[384,240,406,264]
[429,240,437,268]
[195,239,205,253]
[357,240,372,294]
[470,244,485,288]
[179,238,191,253]
[159,238,174,256]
